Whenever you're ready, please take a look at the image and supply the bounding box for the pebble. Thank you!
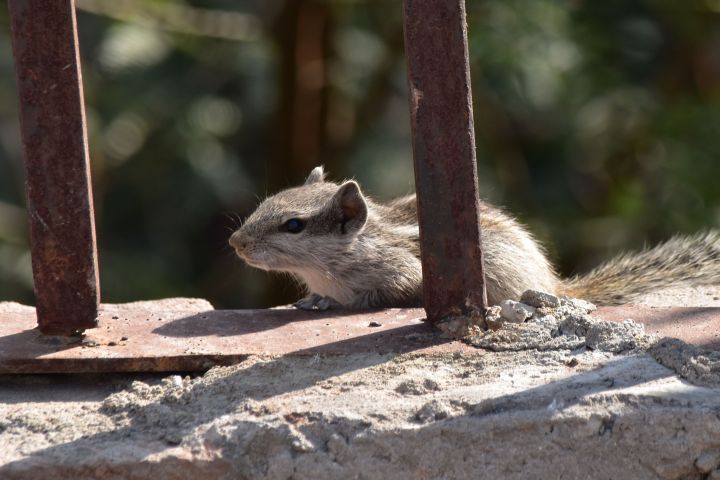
[521,290,561,309]
[696,451,720,473]
[500,300,536,323]
[415,400,452,423]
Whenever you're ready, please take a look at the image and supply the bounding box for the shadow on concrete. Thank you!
[0,373,170,404]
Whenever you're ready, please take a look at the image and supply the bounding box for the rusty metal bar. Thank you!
[402,0,487,323]
[8,0,100,335]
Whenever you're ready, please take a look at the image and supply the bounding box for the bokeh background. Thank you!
[1,0,719,308]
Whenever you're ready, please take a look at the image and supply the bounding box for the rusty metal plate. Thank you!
[0,307,475,374]
[0,304,718,374]
[8,0,100,334]
[402,0,487,322]
[596,305,720,351]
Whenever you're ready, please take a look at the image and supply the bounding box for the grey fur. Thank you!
[562,231,720,304]
[230,167,720,309]
[229,169,423,308]
[304,166,326,185]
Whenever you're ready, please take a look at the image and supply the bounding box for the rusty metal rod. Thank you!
[402,0,488,323]
[8,0,100,335]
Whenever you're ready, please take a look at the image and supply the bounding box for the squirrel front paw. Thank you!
[294,294,321,310]
[294,294,343,310]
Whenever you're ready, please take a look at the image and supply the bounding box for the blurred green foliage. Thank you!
[0,0,719,308]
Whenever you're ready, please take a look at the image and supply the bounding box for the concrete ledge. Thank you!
[2,297,720,479]
[2,352,720,479]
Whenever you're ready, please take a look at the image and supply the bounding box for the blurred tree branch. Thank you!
[76,0,264,42]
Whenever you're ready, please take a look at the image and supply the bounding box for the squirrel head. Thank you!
[229,166,369,272]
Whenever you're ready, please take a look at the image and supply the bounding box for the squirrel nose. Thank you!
[229,231,248,251]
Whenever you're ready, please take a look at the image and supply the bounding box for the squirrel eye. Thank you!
[284,218,305,234]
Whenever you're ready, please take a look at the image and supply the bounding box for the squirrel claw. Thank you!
[316,296,343,310]
[294,295,320,310]
[294,294,342,311]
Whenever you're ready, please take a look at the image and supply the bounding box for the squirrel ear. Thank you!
[333,181,367,234]
[304,166,325,185]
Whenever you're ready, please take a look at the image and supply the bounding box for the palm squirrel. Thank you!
[229,166,720,309]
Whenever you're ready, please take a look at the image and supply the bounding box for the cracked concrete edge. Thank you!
[2,353,720,480]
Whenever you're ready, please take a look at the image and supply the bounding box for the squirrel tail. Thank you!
[559,230,720,305]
